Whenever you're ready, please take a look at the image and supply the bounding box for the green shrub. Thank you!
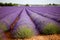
[43,23,60,35]
[0,22,8,32]
[15,26,34,39]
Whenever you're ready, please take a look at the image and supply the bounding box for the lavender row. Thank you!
[0,7,23,19]
[27,7,60,23]
[26,8,59,33]
[0,8,23,31]
[27,6,60,17]
[28,6,60,14]
[11,9,38,38]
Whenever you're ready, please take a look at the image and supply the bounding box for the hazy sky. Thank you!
[0,0,60,4]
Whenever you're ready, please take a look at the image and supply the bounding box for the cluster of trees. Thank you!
[48,3,59,6]
[0,2,18,6]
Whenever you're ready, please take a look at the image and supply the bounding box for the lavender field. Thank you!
[0,6,60,40]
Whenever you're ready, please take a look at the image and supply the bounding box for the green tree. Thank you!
[25,4,29,6]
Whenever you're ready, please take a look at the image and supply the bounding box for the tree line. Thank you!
[0,2,18,6]
[0,2,59,6]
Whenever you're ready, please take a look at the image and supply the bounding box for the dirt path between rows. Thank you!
[4,16,20,40]
[23,34,60,40]
[3,34,60,40]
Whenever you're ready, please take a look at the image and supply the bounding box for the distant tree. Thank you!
[53,3,56,5]
[25,4,29,6]
[13,3,18,6]
[0,2,4,6]
[52,3,57,6]
[49,3,51,5]
[8,3,13,6]
[4,3,8,6]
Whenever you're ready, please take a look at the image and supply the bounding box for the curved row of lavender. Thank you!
[26,8,59,33]
[11,9,38,38]
[27,6,60,23]
[0,7,23,19]
[0,6,23,31]
[0,6,60,38]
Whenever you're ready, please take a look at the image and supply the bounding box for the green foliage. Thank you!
[0,2,4,6]
[43,23,60,35]
[16,26,34,39]
[0,2,18,6]
[4,3,12,6]
[49,3,51,5]
[0,22,8,31]
[25,4,29,6]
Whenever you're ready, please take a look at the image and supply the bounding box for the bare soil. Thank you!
[3,34,60,40]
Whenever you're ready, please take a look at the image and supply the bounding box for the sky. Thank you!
[0,0,60,4]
